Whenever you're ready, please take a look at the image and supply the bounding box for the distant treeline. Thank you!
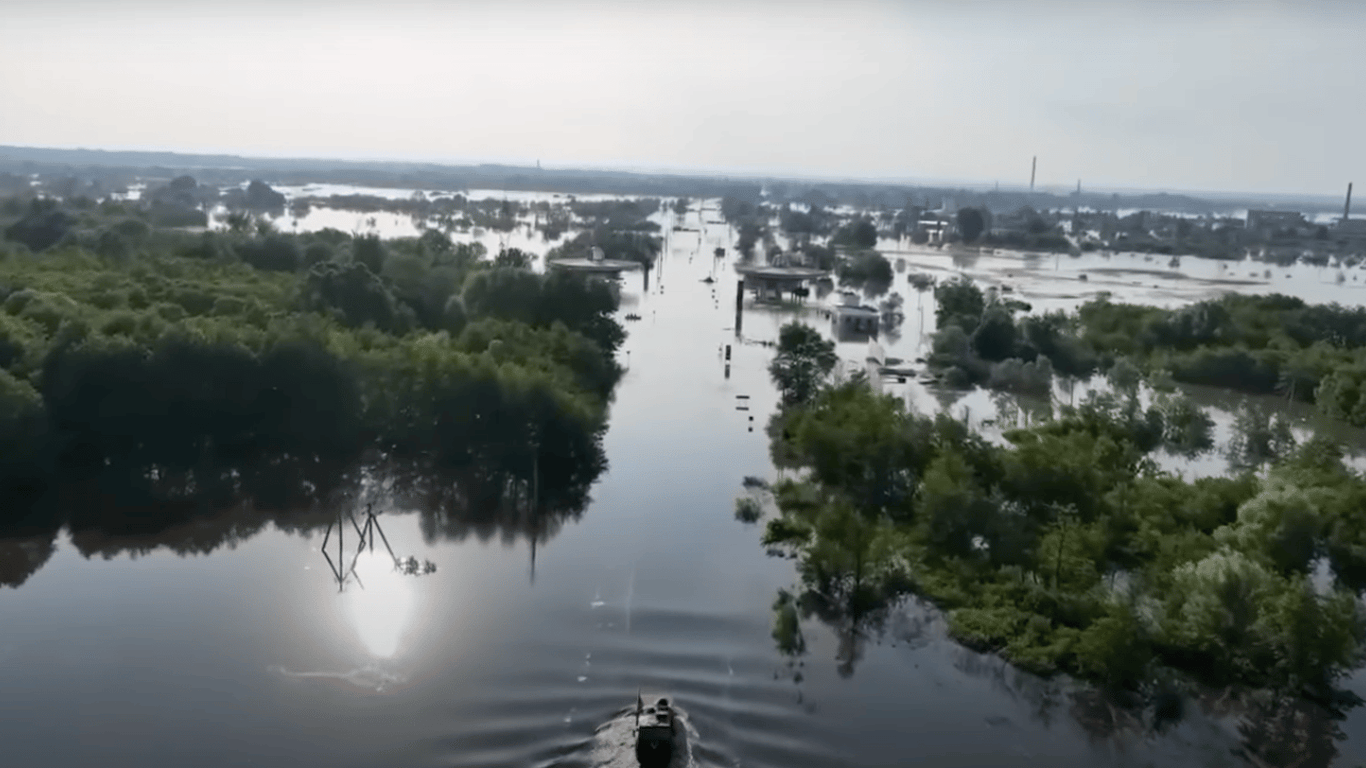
[4,144,1345,218]
[926,277,1366,427]
[0,147,766,204]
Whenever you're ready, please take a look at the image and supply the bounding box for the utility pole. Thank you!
[1346,182,1354,222]
[1030,156,1037,193]
[734,279,744,337]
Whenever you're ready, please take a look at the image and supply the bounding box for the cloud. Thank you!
[0,0,1360,194]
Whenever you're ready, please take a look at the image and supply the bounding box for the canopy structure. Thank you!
[548,245,644,274]
[734,264,829,302]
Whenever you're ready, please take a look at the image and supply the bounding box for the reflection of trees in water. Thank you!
[771,542,913,679]
[0,535,55,588]
[68,505,276,562]
[949,642,1354,768]
[1226,399,1297,472]
[1234,693,1344,768]
[0,442,605,585]
[951,251,981,271]
[949,646,1068,731]
[926,383,968,415]
[780,579,1355,768]
[370,451,597,548]
[771,590,809,703]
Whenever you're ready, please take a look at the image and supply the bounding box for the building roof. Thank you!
[734,264,830,280]
[547,257,642,272]
[1247,209,1304,220]
[833,304,880,317]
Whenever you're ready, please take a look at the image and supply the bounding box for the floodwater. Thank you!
[5,195,1366,767]
[207,182,618,261]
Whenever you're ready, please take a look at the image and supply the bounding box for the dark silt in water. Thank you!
[4,196,1366,767]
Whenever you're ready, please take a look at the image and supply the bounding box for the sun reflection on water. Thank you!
[341,551,416,659]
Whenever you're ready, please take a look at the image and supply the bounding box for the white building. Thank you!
[832,291,880,338]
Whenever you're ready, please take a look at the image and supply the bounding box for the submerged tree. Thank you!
[956,207,987,243]
[768,322,838,406]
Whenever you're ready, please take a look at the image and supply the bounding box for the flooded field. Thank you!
[5,189,1366,767]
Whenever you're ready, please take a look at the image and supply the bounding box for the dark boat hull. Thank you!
[635,738,673,767]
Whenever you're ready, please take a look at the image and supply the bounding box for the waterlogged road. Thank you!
[4,200,1366,767]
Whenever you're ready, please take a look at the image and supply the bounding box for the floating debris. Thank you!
[397,556,437,576]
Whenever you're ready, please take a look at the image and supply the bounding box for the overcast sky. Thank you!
[2,0,1361,195]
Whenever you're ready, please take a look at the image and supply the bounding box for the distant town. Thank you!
[2,145,1361,272]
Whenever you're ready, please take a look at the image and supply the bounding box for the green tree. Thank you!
[4,198,73,252]
[956,207,987,242]
[299,261,414,334]
[494,248,533,269]
[971,307,1018,362]
[352,234,386,273]
[834,218,878,249]
[768,322,838,406]
[933,276,986,332]
[463,268,624,356]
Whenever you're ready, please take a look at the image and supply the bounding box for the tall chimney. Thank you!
[1030,156,1037,192]
[1346,182,1354,222]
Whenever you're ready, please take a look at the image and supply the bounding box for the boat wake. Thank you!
[588,705,698,768]
[266,664,408,693]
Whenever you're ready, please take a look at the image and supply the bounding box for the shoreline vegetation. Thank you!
[752,316,1366,762]
[922,276,1366,428]
[0,190,658,554]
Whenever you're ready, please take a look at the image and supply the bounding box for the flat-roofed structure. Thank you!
[831,291,880,340]
[734,264,830,301]
[548,246,644,274]
[1335,219,1366,242]
[1246,209,1306,232]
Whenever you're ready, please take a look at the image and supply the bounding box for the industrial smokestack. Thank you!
[1346,182,1354,222]
[1030,156,1037,192]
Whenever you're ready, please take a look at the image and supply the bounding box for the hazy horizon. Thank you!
[4,0,1363,198]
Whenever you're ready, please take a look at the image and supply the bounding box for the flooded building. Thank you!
[831,291,879,340]
[917,217,950,245]
[547,246,644,275]
[734,264,829,302]
[1246,209,1306,234]
[1335,219,1366,243]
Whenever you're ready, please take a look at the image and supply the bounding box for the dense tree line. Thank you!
[778,203,836,238]
[752,368,1366,713]
[0,198,625,534]
[566,198,660,232]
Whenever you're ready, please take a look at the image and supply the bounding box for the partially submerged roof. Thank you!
[734,264,830,280]
[834,304,880,317]
[548,257,643,272]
